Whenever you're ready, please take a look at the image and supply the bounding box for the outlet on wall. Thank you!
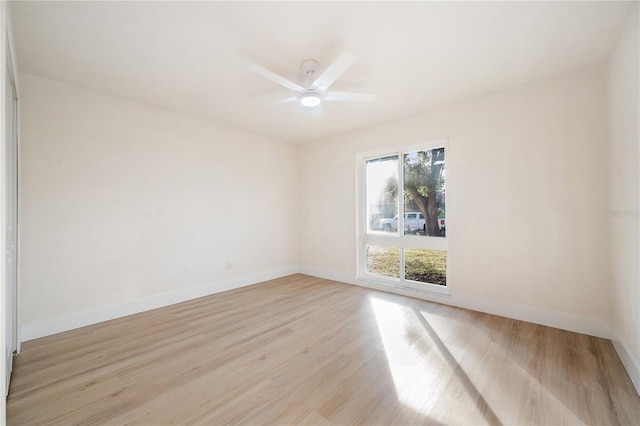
[184,260,193,272]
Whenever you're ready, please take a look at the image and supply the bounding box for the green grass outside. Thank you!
[366,246,447,286]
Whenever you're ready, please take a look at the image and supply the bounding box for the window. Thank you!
[357,141,448,295]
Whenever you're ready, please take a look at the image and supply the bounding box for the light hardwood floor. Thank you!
[7,274,640,425]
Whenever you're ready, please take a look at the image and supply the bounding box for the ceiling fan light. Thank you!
[300,92,322,108]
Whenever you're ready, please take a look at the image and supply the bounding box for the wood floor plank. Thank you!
[7,274,640,425]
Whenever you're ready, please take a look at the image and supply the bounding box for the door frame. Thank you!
[2,0,20,408]
[6,31,19,356]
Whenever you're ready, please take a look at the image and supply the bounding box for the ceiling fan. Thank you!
[247,52,377,108]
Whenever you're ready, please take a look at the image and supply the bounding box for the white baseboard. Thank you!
[298,266,358,286]
[298,266,612,339]
[21,266,298,342]
[451,294,613,339]
[611,328,640,395]
[21,265,638,397]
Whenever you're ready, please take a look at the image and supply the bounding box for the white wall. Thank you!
[607,3,640,393]
[299,64,612,337]
[19,73,299,337]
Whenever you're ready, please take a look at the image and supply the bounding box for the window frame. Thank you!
[356,140,450,296]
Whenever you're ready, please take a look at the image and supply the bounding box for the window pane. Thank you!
[366,156,398,233]
[366,245,400,278]
[403,148,446,237]
[404,249,447,286]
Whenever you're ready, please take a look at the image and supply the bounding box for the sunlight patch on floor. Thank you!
[415,306,584,425]
[370,297,456,415]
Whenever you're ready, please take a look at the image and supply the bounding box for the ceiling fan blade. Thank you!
[247,63,305,93]
[324,91,378,102]
[311,52,356,92]
[270,96,299,105]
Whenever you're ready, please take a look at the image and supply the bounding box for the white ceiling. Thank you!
[11,1,631,143]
